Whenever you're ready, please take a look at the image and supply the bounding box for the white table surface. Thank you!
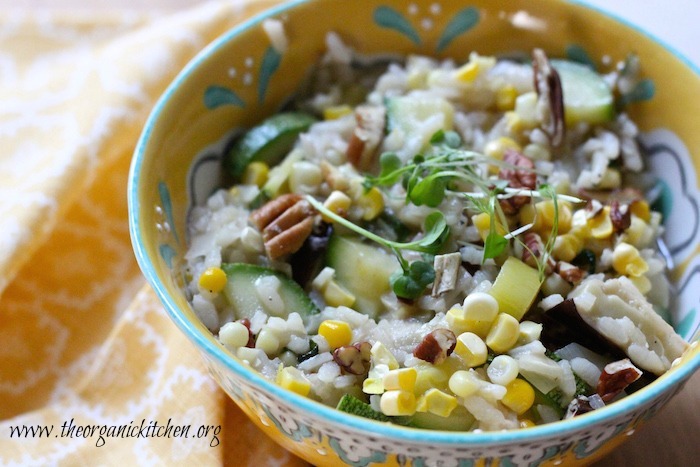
[3,1,698,466]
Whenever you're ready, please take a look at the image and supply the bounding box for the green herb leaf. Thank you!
[409,173,448,207]
[484,232,508,260]
[401,211,450,253]
[379,152,403,178]
[430,129,445,144]
[390,260,435,299]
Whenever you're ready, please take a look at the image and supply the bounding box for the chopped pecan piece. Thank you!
[585,199,605,219]
[346,105,386,171]
[565,394,605,418]
[498,149,536,215]
[557,261,585,284]
[413,329,456,365]
[533,49,565,147]
[522,232,555,273]
[610,200,632,233]
[597,358,643,402]
[249,193,317,259]
[333,342,371,375]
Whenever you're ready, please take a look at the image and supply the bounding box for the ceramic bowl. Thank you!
[128,0,700,464]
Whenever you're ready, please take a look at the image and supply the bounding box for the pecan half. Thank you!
[346,105,386,171]
[597,358,642,402]
[533,48,565,147]
[610,200,632,233]
[333,342,371,375]
[498,149,536,215]
[413,329,456,365]
[249,194,317,259]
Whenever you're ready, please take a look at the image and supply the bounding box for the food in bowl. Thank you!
[183,38,688,431]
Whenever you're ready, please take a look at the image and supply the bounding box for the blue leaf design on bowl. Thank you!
[436,7,480,52]
[639,130,700,263]
[373,6,422,45]
[621,79,655,105]
[159,244,177,269]
[204,85,246,109]
[565,44,597,69]
[158,180,179,245]
[677,259,700,341]
[258,46,282,104]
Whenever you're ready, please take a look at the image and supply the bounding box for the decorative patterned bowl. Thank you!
[128,0,700,465]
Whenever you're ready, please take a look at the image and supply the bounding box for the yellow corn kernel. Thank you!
[513,92,539,128]
[276,366,311,397]
[485,313,520,354]
[198,267,228,294]
[383,367,418,392]
[486,354,519,386]
[535,200,572,234]
[362,377,385,394]
[371,342,400,370]
[624,215,649,248]
[446,307,470,335]
[630,200,651,222]
[323,280,356,308]
[496,84,518,111]
[472,212,507,242]
[416,388,458,417]
[517,321,543,345]
[629,275,652,295]
[242,161,269,188]
[462,292,500,337]
[356,186,384,221]
[448,370,481,398]
[255,329,280,355]
[519,419,536,428]
[454,60,480,82]
[219,321,251,349]
[311,266,336,291]
[414,365,451,394]
[323,105,353,120]
[612,242,649,277]
[588,206,614,239]
[598,168,621,189]
[484,137,521,163]
[322,190,352,222]
[523,143,551,162]
[552,233,584,262]
[318,320,353,350]
[454,332,488,368]
[519,203,542,232]
[501,379,535,415]
[380,390,417,416]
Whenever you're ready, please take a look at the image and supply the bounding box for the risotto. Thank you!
[183,37,688,431]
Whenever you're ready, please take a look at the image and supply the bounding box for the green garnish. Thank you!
[312,132,583,299]
[307,196,448,299]
[390,259,435,300]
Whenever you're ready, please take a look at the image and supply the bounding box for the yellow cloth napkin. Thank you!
[0,2,307,464]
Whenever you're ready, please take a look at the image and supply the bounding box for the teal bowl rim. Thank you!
[128,0,700,448]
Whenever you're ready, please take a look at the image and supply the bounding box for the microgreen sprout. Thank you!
[305,195,449,299]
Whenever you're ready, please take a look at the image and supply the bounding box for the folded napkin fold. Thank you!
[0,1,306,464]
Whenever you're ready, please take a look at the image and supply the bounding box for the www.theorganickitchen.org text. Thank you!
[8,418,221,448]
